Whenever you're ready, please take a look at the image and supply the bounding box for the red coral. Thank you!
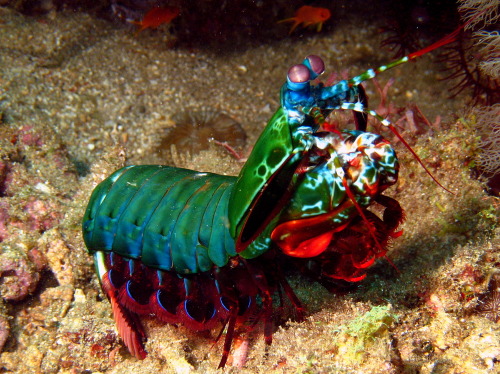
[10,197,63,233]
[0,201,9,242]
[18,125,43,147]
[0,250,40,302]
[0,315,9,353]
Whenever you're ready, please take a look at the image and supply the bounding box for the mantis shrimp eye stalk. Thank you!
[303,55,325,79]
[287,64,311,90]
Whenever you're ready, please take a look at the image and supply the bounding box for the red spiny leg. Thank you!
[218,305,239,368]
[275,265,305,321]
[101,271,147,359]
[241,258,276,346]
[376,194,405,235]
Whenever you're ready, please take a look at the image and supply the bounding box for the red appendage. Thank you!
[97,251,304,367]
[286,194,405,283]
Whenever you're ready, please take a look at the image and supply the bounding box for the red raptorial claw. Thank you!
[271,201,354,258]
[352,253,376,269]
[391,229,404,238]
[279,230,334,258]
[323,271,367,282]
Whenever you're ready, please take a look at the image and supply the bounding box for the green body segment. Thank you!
[228,107,320,247]
[82,165,237,274]
[228,108,292,239]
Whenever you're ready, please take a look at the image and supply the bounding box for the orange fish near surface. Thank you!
[133,6,180,34]
[278,5,331,35]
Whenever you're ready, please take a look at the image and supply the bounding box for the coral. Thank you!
[0,244,41,302]
[476,30,500,77]
[459,0,500,29]
[333,304,397,363]
[0,298,9,353]
[457,321,500,371]
[475,104,500,176]
[438,34,499,105]
[341,304,397,339]
[13,197,63,233]
[457,0,500,194]
[418,314,500,372]
[476,272,500,322]
[157,109,246,163]
[17,125,43,147]
[434,0,499,104]
[37,228,75,286]
[0,201,9,242]
[0,122,79,247]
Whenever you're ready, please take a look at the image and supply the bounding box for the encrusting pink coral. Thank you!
[0,246,41,302]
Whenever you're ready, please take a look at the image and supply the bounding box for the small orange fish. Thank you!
[278,5,331,35]
[132,6,180,34]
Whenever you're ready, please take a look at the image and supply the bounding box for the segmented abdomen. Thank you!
[82,165,236,274]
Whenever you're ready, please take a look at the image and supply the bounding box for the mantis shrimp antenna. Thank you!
[338,27,466,195]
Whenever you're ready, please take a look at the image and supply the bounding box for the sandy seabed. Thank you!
[0,4,499,374]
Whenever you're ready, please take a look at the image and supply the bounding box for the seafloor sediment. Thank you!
[0,4,499,374]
